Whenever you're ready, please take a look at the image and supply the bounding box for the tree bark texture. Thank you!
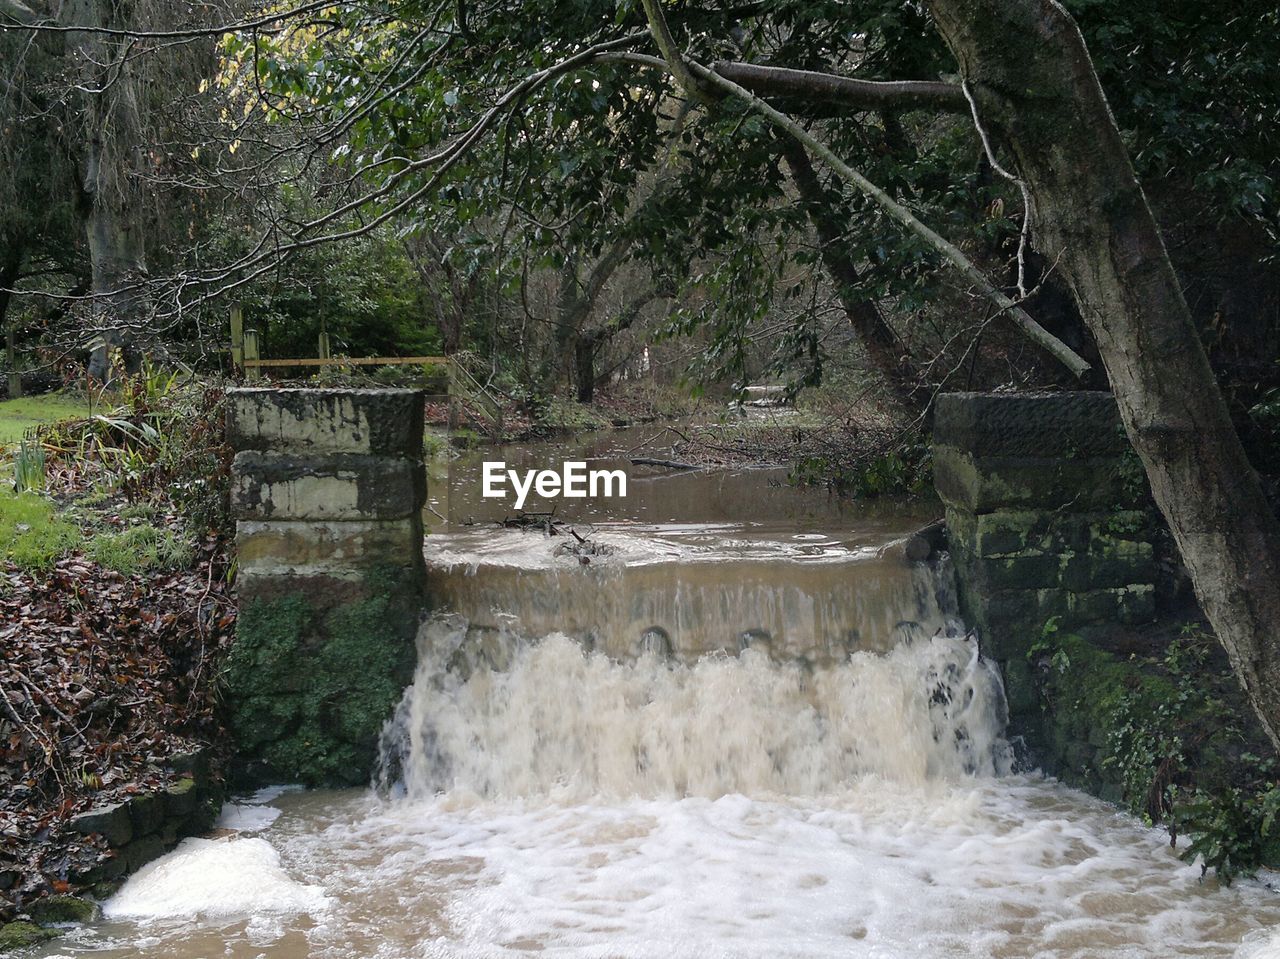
[63,0,148,381]
[928,0,1280,749]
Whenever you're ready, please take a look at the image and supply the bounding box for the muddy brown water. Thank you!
[34,426,1280,959]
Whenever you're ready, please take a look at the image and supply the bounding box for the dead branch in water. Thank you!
[631,457,702,471]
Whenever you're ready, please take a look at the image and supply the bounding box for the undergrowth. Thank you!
[88,524,194,574]
[1031,621,1280,882]
[791,440,932,497]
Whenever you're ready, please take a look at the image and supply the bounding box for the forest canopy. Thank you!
[2,0,1274,406]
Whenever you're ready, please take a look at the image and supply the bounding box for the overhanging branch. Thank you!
[692,61,1089,377]
[602,49,1089,377]
[710,62,968,114]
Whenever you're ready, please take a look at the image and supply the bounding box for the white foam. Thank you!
[215,802,282,832]
[245,780,1280,959]
[103,837,330,920]
[53,627,1280,958]
[244,783,305,804]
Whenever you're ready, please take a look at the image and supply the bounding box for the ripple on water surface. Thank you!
[34,633,1280,959]
[34,780,1280,959]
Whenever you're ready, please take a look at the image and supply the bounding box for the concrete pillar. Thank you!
[224,388,426,785]
[932,392,1157,716]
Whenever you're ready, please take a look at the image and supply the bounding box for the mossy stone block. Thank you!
[163,777,199,818]
[70,802,132,847]
[934,447,1126,512]
[0,921,60,951]
[1001,657,1040,719]
[127,792,165,837]
[932,392,1125,459]
[123,835,168,873]
[983,552,1062,590]
[30,895,100,925]
[226,574,419,786]
[227,388,425,458]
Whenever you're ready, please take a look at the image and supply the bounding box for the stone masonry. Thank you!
[225,388,427,785]
[932,392,1157,718]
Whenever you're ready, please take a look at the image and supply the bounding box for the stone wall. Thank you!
[932,392,1158,734]
[0,751,222,951]
[225,388,427,785]
[69,750,220,893]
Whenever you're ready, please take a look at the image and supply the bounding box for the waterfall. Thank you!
[425,540,962,662]
[380,560,1011,800]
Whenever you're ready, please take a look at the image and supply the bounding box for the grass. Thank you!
[87,524,193,574]
[0,489,81,571]
[1,486,193,576]
[423,428,450,459]
[538,397,612,433]
[0,393,91,446]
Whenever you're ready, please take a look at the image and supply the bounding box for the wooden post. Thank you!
[6,319,20,399]
[230,304,245,374]
[318,330,331,361]
[244,329,262,382]
[446,356,460,432]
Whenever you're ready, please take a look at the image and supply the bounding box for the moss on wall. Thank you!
[1021,623,1280,879]
[224,570,419,786]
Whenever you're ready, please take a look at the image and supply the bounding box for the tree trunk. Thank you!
[64,0,148,383]
[542,235,634,394]
[928,0,1280,749]
[1,242,20,397]
[84,171,147,381]
[780,140,924,413]
[574,332,599,404]
[440,309,463,355]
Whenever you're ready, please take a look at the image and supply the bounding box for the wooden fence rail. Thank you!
[229,308,501,437]
[242,356,447,368]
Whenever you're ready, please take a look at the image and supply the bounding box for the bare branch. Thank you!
[710,62,968,114]
[962,79,1033,297]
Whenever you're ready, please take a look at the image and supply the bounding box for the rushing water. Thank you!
[35,429,1280,959]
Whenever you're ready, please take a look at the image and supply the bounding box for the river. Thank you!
[34,426,1280,958]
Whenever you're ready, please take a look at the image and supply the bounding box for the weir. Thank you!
[425,538,958,663]
[220,387,1162,791]
[86,389,1280,959]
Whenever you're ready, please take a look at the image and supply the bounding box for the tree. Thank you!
[1,0,228,379]
[636,0,1280,747]
[0,16,84,390]
[925,0,1280,748]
